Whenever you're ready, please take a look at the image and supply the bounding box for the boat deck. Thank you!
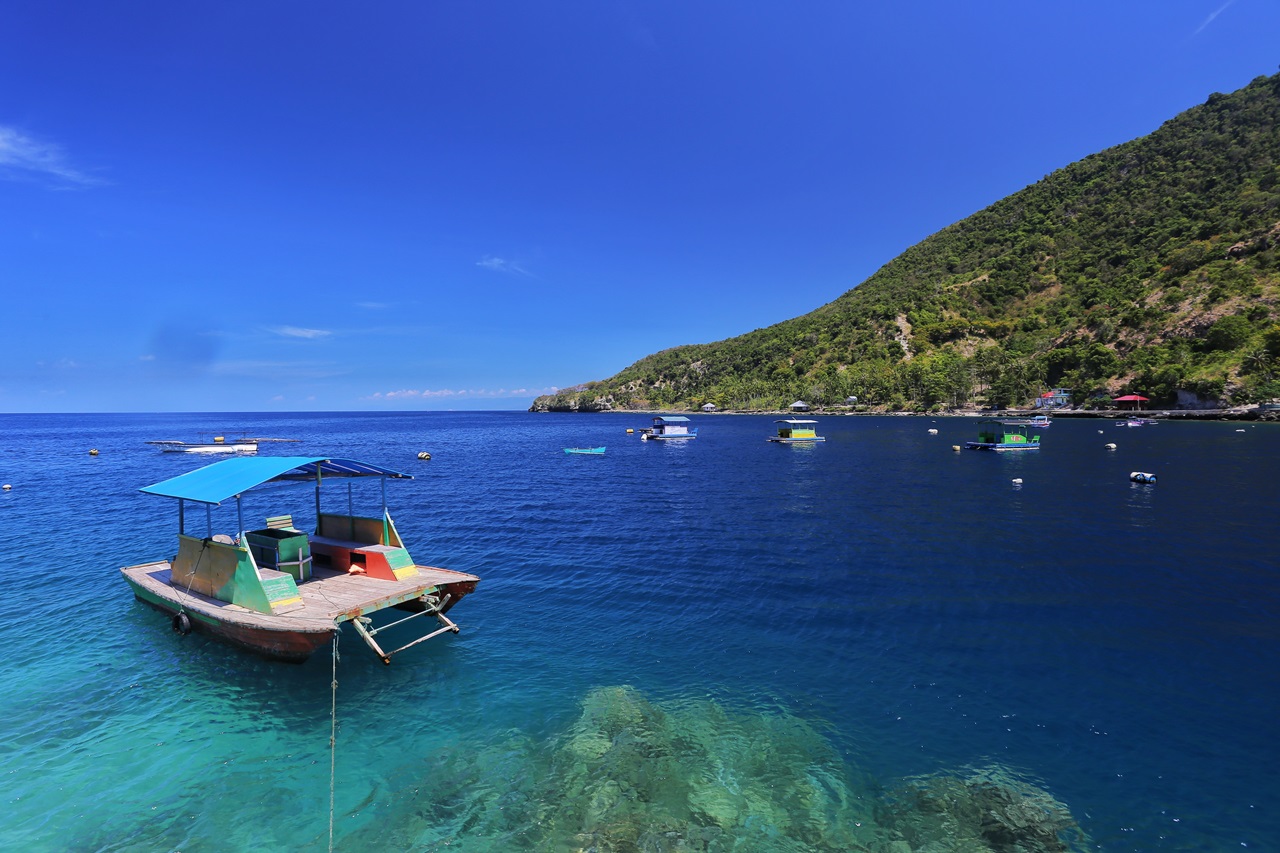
[121,560,480,632]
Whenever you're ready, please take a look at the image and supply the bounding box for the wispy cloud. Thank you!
[363,386,557,402]
[1193,0,1235,35]
[0,125,100,187]
[271,325,333,339]
[477,256,533,277]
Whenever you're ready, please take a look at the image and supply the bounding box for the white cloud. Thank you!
[271,326,333,339]
[0,126,99,187]
[363,386,557,402]
[477,256,533,277]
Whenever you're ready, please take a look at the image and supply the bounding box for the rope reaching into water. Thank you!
[329,631,340,852]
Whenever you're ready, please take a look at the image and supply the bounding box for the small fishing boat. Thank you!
[564,447,606,455]
[964,420,1041,451]
[120,456,480,664]
[147,436,259,454]
[1118,418,1158,427]
[767,419,825,443]
[639,416,698,441]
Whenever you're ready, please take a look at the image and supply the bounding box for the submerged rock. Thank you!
[342,687,1090,852]
[878,765,1088,852]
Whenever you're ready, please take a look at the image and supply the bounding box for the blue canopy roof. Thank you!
[653,416,690,423]
[139,456,412,506]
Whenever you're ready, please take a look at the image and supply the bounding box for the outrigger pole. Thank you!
[348,594,459,665]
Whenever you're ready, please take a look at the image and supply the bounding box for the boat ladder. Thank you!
[349,593,459,665]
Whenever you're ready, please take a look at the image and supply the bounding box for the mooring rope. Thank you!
[329,630,340,853]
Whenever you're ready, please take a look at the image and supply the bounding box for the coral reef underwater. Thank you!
[350,685,1088,851]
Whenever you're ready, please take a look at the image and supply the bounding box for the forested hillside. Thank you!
[533,71,1280,413]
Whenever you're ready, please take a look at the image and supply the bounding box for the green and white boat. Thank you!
[767,419,825,443]
[964,421,1041,451]
[120,456,480,664]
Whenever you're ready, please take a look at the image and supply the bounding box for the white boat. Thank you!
[147,437,259,454]
[639,416,698,441]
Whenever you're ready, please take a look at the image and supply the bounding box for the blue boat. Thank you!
[639,416,698,441]
[964,421,1041,451]
[564,447,606,454]
[119,456,480,663]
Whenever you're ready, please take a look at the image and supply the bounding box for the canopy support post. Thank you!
[315,468,322,534]
[236,494,244,540]
[179,499,185,535]
[381,478,388,545]
[205,504,212,538]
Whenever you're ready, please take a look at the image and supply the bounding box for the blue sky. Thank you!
[2,1,1277,412]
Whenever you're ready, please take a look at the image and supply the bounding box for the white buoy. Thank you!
[89,448,99,456]
[1098,430,1104,434]
[1105,443,1116,450]
[1130,471,1156,484]
[1,484,9,491]
[1011,478,1023,486]
[928,428,938,435]
[1236,429,1246,432]
[417,451,431,460]
[952,445,961,452]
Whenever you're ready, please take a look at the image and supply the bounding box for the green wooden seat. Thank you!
[266,515,297,531]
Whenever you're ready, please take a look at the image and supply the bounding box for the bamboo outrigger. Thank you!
[120,456,479,664]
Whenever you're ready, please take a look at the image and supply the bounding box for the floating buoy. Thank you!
[626,428,634,434]
[952,445,961,452]
[1098,430,1104,434]
[417,451,431,460]
[928,428,938,435]
[172,612,192,635]
[89,448,99,455]
[1011,478,1023,485]
[1236,429,1246,432]
[1105,443,1116,450]
[1130,471,1157,484]
[1,484,9,491]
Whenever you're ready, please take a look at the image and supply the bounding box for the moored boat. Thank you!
[147,436,259,454]
[119,456,480,664]
[639,416,698,441]
[767,419,825,443]
[564,447,606,454]
[964,420,1041,451]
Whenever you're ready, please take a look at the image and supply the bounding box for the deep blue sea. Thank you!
[0,412,1276,851]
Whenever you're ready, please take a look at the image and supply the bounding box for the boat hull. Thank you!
[122,559,480,662]
[123,567,332,662]
[963,441,1041,451]
[767,437,826,443]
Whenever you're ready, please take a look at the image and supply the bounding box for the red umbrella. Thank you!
[1112,394,1149,401]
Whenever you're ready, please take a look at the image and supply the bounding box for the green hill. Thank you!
[532,71,1280,413]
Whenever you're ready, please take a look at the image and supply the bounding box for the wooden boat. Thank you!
[120,456,479,664]
[964,420,1041,451]
[564,447,605,454]
[767,418,825,443]
[639,416,698,441]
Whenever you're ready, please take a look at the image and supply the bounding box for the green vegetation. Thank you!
[533,72,1280,413]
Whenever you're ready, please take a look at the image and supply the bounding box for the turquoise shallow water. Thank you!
[0,412,1276,851]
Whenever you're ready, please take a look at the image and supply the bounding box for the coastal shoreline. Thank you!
[534,406,1276,422]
